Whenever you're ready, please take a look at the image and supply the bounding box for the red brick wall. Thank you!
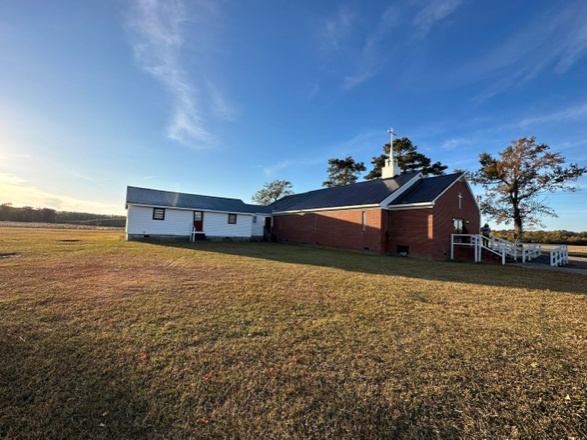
[432,180,480,258]
[273,208,385,253]
[273,180,480,259]
[386,180,480,259]
[386,209,435,257]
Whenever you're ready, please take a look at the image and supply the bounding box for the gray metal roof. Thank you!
[269,172,420,212]
[245,204,272,214]
[126,186,270,214]
[388,173,463,206]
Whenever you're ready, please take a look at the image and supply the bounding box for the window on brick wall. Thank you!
[361,211,367,232]
[453,218,464,234]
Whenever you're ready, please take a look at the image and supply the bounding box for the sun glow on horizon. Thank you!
[0,173,124,215]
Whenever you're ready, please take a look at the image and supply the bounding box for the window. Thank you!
[252,215,257,224]
[153,208,165,220]
[453,218,465,243]
[361,211,367,232]
[453,218,464,234]
[228,214,237,224]
[313,214,318,231]
[194,211,202,222]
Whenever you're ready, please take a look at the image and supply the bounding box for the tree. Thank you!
[323,156,366,187]
[472,137,586,240]
[252,180,294,205]
[365,137,447,179]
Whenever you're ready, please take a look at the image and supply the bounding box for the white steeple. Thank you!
[382,128,399,179]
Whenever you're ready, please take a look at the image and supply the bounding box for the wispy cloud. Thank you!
[205,80,238,121]
[306,83,320,100]
[261,160,294,176]
[0,173,121,214]
[259,129,386,177]
[441,137,471,150]
[320,6,355,50]
[127,0,236,148]
[413,0,463,37]
[342,6,399,89]
[71,172,105,187]
[515,102,587,128]
[459,1,587,101]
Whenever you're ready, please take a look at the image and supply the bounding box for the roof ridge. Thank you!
[274,171,420,200]
[127,186,246,203]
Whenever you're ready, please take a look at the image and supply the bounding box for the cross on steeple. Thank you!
[382,128,398,178]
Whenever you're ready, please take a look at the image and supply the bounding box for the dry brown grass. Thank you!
[0,221,123,230]
[1,227,586,439]
[540,244,587,255]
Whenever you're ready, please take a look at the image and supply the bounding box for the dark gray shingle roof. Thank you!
[126,186,270,214]
[388,173,463,206]
[269,172,420,212]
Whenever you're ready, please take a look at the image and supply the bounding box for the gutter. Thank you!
[385,202,434,211]
[272,203,381,215]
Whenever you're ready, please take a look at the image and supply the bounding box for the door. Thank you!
[453,218,464,234]
[193,211,204,232]
[453,218,464,243]
[264,216,271,232]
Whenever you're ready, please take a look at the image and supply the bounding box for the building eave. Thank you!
[126,203,255,216]
[272,203,381,215]
[385,202,434,211]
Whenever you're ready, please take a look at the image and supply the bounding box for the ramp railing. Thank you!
[451,234,542,265]
[549,245,569,267]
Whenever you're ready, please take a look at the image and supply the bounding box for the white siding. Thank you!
[252,214,270,237]
[126,205,254,238]
[203,211,252,237]
[127,205,193,236]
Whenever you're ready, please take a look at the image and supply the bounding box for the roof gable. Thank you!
[269,172,419,212]
[388,173,463,206]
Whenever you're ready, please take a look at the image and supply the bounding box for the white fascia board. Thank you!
[386,202,433,211]
[378,173,423,208]
[127,203,254,216]
[272,204,380,215]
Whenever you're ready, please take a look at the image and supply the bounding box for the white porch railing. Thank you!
[451,234,542,265]
[190,228,205,242]
[549,245,569,267]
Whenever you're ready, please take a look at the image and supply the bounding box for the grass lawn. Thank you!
[1,227,586,439]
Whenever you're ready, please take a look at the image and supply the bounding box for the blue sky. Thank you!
[1,0,586,230]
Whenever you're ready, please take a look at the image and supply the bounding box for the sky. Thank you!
[1,0,586,230]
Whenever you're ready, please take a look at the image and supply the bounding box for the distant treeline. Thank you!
[0,203,125,227]
[493,229,587,245]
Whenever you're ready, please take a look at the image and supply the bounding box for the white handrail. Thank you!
[451,234,542,265]
[549,245,568,266]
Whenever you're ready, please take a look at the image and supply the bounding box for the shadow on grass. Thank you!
[145,241,587,296]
